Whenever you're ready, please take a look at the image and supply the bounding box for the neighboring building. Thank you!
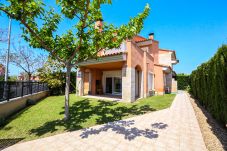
[0,64,5,77]
[17,73,40,81]
[76,21,178,102]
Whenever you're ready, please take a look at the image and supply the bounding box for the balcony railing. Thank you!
[103,42,127,55]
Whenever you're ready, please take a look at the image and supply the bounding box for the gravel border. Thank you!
[187,92,227,151]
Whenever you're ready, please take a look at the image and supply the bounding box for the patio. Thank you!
[82,95,122,102]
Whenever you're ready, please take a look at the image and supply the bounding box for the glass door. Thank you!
[113,77,122,94]
[105,77,112,93]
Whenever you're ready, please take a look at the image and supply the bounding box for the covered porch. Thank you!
[76,53,126,100]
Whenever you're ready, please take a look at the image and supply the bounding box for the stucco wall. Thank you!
[159,53,172,67]
[151,40,159,64]
[171,79,178,93]
[0,91,49,119]
[127,41,144,69]
[154,65,165,95]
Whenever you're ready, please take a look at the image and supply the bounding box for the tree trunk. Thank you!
[64,63,71,120]
[28,73,31,81]
[28,73,32,94]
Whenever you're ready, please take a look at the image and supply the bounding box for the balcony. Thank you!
[103,42,127,56]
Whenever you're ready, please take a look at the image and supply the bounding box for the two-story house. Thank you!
[76,21,178,102]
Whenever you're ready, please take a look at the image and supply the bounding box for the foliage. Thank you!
[37,57,76,95]
[0,63,5,81]
[0,43,47,81]
[8,75,17,81]
[0,117,5,127]
[0,0,150,119]
[0,94,175,141]
[190,45,227,125]
[0,76,4,81]
[177,73,190,90]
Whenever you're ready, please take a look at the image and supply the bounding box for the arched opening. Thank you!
[135,65,142,99]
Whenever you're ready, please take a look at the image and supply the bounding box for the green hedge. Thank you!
[177,73,190,90]
[190,45,227,125]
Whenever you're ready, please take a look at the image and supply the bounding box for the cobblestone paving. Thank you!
[4,92,207,151]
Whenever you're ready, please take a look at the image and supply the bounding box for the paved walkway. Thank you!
[4,92,207,151]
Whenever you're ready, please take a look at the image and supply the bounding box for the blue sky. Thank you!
[0,0,227,75]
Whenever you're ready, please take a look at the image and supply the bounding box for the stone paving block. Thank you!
[4,92,207,151]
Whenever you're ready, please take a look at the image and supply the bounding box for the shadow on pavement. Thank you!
[80,120,168,141]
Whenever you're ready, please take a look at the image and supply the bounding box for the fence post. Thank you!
[30,81,32,94]
[7,82,10,101]
[15,82,17,97]
[21,82,23,97]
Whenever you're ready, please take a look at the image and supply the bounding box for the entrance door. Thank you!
[105,77,112,93]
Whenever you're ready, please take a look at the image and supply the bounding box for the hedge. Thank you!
[190,45,227,126]
[177,73,190,90]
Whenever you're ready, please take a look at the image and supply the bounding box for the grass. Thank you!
[0,94,175,142]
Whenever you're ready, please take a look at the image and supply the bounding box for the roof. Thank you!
[154,64,172,70]
[133,35,147,42]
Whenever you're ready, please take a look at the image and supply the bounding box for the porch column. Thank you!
[76,68,84,96]
[122,66,135,102]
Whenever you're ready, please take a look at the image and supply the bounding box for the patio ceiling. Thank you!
[81,61,124,70]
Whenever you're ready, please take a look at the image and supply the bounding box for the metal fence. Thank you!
[0,81,48,102]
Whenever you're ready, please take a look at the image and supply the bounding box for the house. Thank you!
[17,73,40,81]
[76,21,178,102]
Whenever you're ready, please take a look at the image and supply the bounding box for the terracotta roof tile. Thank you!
[133,35,147,42]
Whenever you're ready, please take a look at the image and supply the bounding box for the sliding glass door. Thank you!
[105,77,122,94]
[113,77,122,94]
[105,77,112,93]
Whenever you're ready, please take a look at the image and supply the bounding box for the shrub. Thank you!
[27,99,36,105]
[177,73,190,90]
[190,45,227,126]
[0,117,5,127]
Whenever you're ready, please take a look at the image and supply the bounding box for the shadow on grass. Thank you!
[30,99,156,137]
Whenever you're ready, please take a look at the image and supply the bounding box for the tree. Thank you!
[37,57,77,95]
[0,0,150,120]
[0,43,46,81]
[0,64,5,81]
[37,57,65,94]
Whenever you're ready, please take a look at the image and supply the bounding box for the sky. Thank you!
[0,0,227,75]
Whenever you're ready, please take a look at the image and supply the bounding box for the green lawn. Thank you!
[0,94,175,142]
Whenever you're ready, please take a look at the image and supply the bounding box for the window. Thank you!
[148,73,153,90]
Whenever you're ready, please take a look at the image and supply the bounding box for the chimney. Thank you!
[149,33,154,40]
[95,18,103,32]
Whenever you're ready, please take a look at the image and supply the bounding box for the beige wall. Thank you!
[159,53,172,67]
[154,65,165,95]
[0,91,49,119]
[171,79,178,93]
